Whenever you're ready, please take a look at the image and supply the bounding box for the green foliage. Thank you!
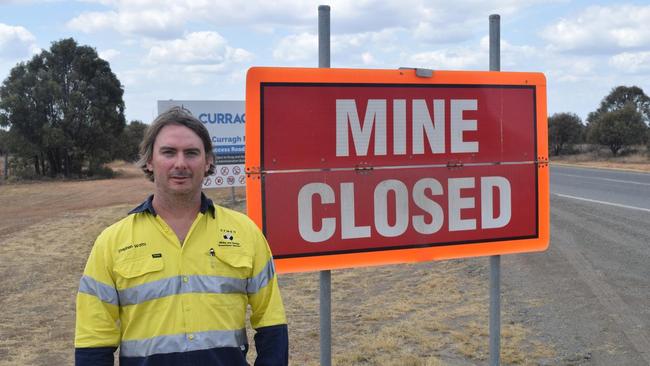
[587,85,650,126]
[0,38,125,178]
[113,120,147,162]
[548,112,584,156]
[587,103,647,155]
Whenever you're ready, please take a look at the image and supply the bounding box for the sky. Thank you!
[1,0,649,124]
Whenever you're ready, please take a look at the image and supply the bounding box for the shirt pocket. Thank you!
[210,252,253,279]
[114,255,165,285]
[114,256,166,312]
[203,252,252,311]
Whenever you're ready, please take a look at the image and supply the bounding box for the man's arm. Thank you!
[75,235,120,366]
[247,226,288,366]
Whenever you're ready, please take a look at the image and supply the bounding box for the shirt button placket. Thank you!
[182,273,191,342]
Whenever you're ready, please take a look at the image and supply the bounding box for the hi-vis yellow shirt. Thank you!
[75,194,286,363]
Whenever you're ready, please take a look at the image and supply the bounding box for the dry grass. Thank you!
[551,147,650,172]
[276,260,554,366]
[0,163,556,365]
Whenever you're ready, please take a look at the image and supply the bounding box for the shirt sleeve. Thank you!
[253,324,289,366]
[75,232,120,365]
[75,347,116,366]
[246,223,288,365]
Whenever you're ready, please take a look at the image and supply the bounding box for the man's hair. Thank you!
[137,106,216,182]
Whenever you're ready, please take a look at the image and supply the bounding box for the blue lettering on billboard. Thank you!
[199,113,246,124]
[214,145,245,155]
[212,136,243,144]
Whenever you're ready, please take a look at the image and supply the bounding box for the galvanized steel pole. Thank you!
[318,5,332,366]
[490,14,500,72]
[489,14,501,366]
[319,5,331,68]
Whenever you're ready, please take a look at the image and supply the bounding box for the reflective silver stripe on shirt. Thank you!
[118,275,248,306]
[120,328,247,358]
[247,258,275,294]
[78,275,119,305]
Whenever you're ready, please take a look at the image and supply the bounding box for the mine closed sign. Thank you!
[245,67,549,273]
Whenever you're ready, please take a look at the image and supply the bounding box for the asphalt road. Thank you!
[502,165,650,365]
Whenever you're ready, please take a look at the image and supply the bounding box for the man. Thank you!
[75,107,288,365]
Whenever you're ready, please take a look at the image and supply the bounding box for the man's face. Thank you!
[147,124,212,198]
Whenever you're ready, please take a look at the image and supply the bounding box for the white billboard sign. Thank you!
[157,100,245,188]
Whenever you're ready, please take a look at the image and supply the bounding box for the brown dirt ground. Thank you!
[0,157,647,365]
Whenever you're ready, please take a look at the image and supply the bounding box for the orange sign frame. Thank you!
[245,67,549,273]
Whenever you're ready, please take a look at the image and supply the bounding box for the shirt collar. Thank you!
[128,193,215,217]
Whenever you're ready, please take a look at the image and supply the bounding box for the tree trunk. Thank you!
[3,154,8,180]
[34,155,40,176]
[46,150,56,177]
[45,152,50,177]
[65,152,71,178]
[53,150,60,177]
[77,153,84,178]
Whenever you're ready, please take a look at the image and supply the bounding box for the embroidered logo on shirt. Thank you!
[218,229,240,247]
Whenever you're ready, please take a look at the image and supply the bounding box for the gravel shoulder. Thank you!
[502,195,650,365]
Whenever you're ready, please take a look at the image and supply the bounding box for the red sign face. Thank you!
[265,165,537,257]
[263,85,536,169]
[246,68,549,272]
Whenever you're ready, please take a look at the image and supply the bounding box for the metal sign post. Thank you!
[318,5,332,366]
[489,14,501,366]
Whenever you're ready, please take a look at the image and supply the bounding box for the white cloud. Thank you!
[334,29,399,53]
[407,0,554,44]
[146,31,253,66]
[67,11,117,33]
[273,29,399,64]
[67,6,187,38]
[478,36,537,55]
[546,57,596,83]
[0,23,39,60]
[272,27,541,71]
[476,36,539,70]
[96,31,254,97]
[66,0,551,41]
[405,36,538,72]
[99,48,120,61]
[67,0,313,38]
[414,20,475,44]
[273,33,316,62]
[542,5,650,53]
[361,52,375,65]
[409,48,484,70]
[609,52,650,74]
